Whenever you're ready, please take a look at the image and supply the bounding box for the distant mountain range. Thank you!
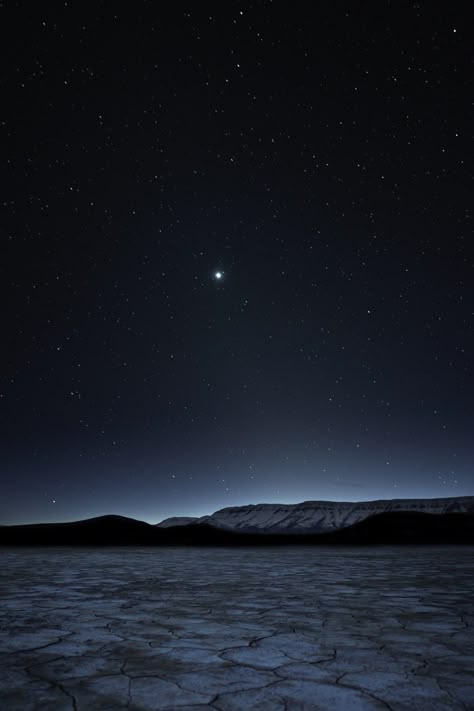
[1,496,474,546]
[157,496,474,533]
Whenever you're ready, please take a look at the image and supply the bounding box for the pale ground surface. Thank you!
[0,546,473,710]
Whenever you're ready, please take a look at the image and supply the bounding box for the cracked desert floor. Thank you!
[1,546,473,710]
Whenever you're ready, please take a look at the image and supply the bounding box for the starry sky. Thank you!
[1,2,473,525]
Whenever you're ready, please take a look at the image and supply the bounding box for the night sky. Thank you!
[1,2,473,525]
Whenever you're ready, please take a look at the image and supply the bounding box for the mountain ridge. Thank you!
[157,495,474,533]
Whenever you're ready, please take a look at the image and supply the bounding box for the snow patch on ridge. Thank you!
[156,516,198,528]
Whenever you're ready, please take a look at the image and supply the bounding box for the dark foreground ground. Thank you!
[0,547,473,710]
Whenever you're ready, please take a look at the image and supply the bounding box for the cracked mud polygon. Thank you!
[1,546,473,710]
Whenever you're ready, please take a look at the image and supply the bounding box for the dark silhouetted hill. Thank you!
[1,511,474,545]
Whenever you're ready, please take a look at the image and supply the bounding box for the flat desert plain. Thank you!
[0,546,473,710]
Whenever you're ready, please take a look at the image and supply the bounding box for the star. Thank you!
[214,271,224,280]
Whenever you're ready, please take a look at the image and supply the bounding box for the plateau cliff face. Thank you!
[157,496,474,533]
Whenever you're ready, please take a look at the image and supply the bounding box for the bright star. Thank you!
[214,271,223,280]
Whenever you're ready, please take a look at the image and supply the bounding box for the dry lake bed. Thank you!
[0,546,473,710]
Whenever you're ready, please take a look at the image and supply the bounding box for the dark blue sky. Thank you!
[1,2,472,524]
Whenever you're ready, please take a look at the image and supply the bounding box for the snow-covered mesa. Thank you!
[157,496,474,533]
